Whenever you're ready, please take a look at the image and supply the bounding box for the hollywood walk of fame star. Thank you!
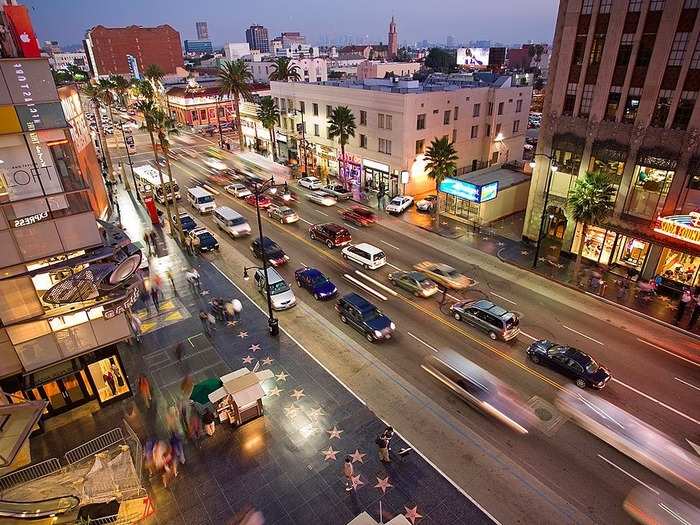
[308,407,325,418]
[349,449,366,463]
[326,426,343,439]
[249,344,261,352]
[321,446,339,461]
[351,474,364,490]
[200,290,210,296]
[374,476,393,495]
[521,250,529,256]
[242,355,254,364]
[284,404,300,417]
[275,371,289,382]
[237,331,248,339]
[267,386,283,397]
[404,506,423,524]
[290,388,305,400]
[261,356,274,366]
[226,320,238,327]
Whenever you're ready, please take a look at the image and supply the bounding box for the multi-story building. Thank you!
[83,25,184,78]
[356,60,421,80]
[245,24,270,54]
[271,75,530,196]
[524,0,700,291]
[49,51,88,71]
[196,21,209,40]
[247,57,327,83]
[224,42,251,60]
[281,32,305,48]
[184,40,213,55]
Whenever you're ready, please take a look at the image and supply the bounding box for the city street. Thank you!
[114,125,700,524]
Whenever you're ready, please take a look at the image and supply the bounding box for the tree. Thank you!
[82,81,114,181]
[425,48,457,73]
[327,106,356,185]
[256,96,280,160]
[396,47,412,62]
[217,60,254,151]
[66,64,87,83]
[134,78,155,101]
[567,171,616,278]
[268,57,301,82]
[110,75,131,106]
[424,136,458,228]
[144,64,165,107]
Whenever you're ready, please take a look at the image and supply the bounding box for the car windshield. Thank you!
[282,209,295,216]
[390,198,402,204]
[418,278,434,288]
[198,233,214,242]
[362,307,382,321]
[446,269,460,278]
[547,345,567,357]
[269,280,290,294]
[585,358,599,373]
[230,217,247,226]
[311,274,328,286]
[200,195,214,203]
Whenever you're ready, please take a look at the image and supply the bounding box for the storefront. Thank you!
[571,224,651,274]
[651,213,700,287]
[623,149,678,220]
[363,158,397,195]
[338,153,363,190]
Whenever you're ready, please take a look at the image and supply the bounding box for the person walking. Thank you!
[343,455,354,491]
[382,426,394,451]
[191,268,201,291]
[166,270,176,294]
[143,231,153,256]
[192,235,201,255]
[150,286,160,311]
[174,342,185,362]
[138,375,152,408]
[129,313,142,343]
[232,299,242,320]
[185,235,193,256]
[675,287,693,325]
[376,434,390,463]
[149,231,158,254]
[207,311,217,334]
[199,310,210,336]
[224,300,235,322]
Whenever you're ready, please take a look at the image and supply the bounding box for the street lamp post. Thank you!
[530,153,558,269]
[293,108,307,176]
[120,120,140,201]
[216,98,224,149]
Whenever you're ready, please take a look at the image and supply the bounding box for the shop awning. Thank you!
[190,378,223,405]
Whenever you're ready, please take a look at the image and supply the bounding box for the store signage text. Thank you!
[439,177,499,203]
[653,212,700,246]
[104,285,140,320]
[13,210,48,228]
[340,153,362,165]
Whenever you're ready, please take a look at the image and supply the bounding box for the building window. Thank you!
[497,102,504,115]
[515,100,523,113]
[691,40,700,69]
[378,138,392,155]
[471,125,478,138]
[628,0,642,11]
[668,33,689,66]
[360,134,367,148]
[378,113,385,129]
[512,120,520,133]
[312,103,318,116]
[599,0,612,13]
[604,89,621,121]
[589,35,606,66]
[454,106,459,120]
[385,115,392,130]
[495,123,502,135]
[651,90,673,128]
[360,110,367,125]
[326,105,332,116]
[487,102,493,116]
[685,0,699,8]
[579,84,594,117]
[472,104,480,117]
[624,165,674,219]
[622,88,641,123]
[563,83,577,115]
[444,110,451,125]
[486,123,491,136]
[314,123,320,136]
[417,113,426,130]
[672,91,697,130]
[649,0,664,11]
[452,129,457,142]
[299,101,305,114]
[616,33,634,67]
[415,139,424,154]
[636,35,656,67]
[582,0,593,14]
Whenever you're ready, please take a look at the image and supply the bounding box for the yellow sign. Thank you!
[0,105,21,134]
[654,213,700,246]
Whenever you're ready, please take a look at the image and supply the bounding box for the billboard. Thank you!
[439,177,499,203]
[464,48,489,67]
[0,59,58,105]
[0,142,64,201]
[3,5,41,59]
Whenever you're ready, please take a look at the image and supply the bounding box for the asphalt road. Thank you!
[113,126,700,523]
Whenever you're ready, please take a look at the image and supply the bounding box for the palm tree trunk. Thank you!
[147,129,174,238]
[268,127,276,161]
[574,222,587,280]
[234,93,244,151]
[162,146,185,244]
[340,142,346,188]
[94,101,114,181]
[434,179,441,229]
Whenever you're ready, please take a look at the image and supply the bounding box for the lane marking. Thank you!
[315,210,329,217]
[675,377,700,392]
[446,293,461,302]
[354,270,398,296]
[637,338,700,368]
[612,378,700,426]
[380,240,401,250]
[407,331,439,353]
[344,223,359,231]
[299,217,313,225]
[387,263,405,271]
[562,325,604,346]
[597,454,659,495]
[491,292,516,305]
[343,273,388,301]
[519,331,539,342]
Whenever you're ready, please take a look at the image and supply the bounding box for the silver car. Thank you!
[450,299,520,341]
[306,191,337,206]
[321,184,352,200]
[268,205,299,224]
[254,267,296,310]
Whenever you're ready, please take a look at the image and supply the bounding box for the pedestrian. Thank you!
[185,235,193,256]
[192,235,201,255]
[207,312,217,333]
[199,310,210,336]
[675,287,693,324]
[180,374,193,397]
[144,231,152,255]
[149,231,158,255]
[138,375,152,408]
[232,299,242,320]
[191,268,201,290]
[170,432,185,465]
[616,279,628,302]
[166,269,176,294]
[150,286,160,310]
[203,411,216,436]
[175,342,185,362]
[224,300,235,322]
[343,455,354,491]
[376,434,390,463]
[129,313,142,343]
[382,426,394,451]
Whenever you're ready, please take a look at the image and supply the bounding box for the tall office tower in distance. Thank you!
[246,24,270,53]
[196,21,208,40]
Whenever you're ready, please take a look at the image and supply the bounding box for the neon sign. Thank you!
[439,177,499,203]
[653,212,700,246]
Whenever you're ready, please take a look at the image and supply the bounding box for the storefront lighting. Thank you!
[495,132,505,142]
[529,160,536,169]
[551,164,559,172]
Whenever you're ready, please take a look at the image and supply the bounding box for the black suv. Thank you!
[526,340,611,389]
[250,236,289,266]
[335,292,395,343]
[309,223,351,249]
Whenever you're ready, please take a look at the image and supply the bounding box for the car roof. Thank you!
[407,271,428,280]
[321,223,346,232]
[192,227,212,236]
[303,176,319,180]
[472,299,511,318]
[432,263,455,272]
[342,292,376,312]
[313,190,330,195]
[353,242,383,254]
[561,347,593,365]
[303,268,322,278]
[278,206,294,212]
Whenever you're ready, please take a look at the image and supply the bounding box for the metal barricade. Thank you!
[64,428,124,465]
[0,458,61,493]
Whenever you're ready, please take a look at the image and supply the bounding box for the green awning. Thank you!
[189,378,222,405]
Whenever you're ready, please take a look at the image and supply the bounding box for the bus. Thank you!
[133,164,181,204]
[230,151,290,185]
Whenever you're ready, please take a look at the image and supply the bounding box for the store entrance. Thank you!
[28,371,94,416]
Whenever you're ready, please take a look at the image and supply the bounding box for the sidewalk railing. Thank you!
[64,428,124,465]
[0,458,61,493]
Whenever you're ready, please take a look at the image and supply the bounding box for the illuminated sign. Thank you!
[15,102,68,132]
[653,212,700,246]
[13,211,48,228]
[4,5,41,58]
[439,177,499,203]
[104,285,139,320]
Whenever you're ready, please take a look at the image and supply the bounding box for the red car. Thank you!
[309,223,351,248]
[340,206,377,226]
[245,194,272,208]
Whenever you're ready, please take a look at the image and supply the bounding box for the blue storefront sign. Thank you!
[439,177,499,203]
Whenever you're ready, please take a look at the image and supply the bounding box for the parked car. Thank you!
[450,299,520,341]
[309,223,351,249]
[299,176,322,190]
[341,243,386,270]
[254,267,296,310]
[385,195,414,214]
[527,340,612,389]
[174,212,197,232]
[294,267,338,300]
[188,227,219,252]
[321,184,352,200]
[414,261,475,290]
[306,190,337,207]
[245,194,272,208]
[340,206,377,226]
[225,183,252,198]
[268,205,299,224]
[335,292,395,343]
[388,271,439,297]
[250,236,289,266]
[416,195,437,212]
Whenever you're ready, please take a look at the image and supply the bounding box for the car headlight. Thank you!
[374,330,382,338]
[389,322,396,330]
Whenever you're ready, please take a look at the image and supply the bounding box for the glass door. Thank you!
[61,374,87,405]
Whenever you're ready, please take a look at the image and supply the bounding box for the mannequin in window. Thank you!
[103,371,116,396]
[110,359,124,388]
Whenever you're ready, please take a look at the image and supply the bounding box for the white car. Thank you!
[299,176,322,190]
[225,183,252,198]
[203,157,227,171]
[306,190,337,207]
[416,195,437,212]
[385,196,414,214]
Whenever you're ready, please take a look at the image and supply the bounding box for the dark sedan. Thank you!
[294,267,338,300]
[526,340,611,389]
[250,236,289,266]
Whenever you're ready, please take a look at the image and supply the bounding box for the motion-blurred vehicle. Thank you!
[151,157,167,169]
[245,194,272,209]
[206,146,225,159]
[203,157,227,171]
[182,148,198,158]
[413,261,475,289]
[385,195,414,214]
[416,195,437,212]
[388,271,439,298]
[188,227,219,252]
[298,176,322,190]
[213,206,251,238]
[336,292,395,342]
[225,183,252,198]
[206,173,229,186]
[306,190,337,207]
[250,236,289,266]
[268,205,299,224]
[173,212,197,233]
[340,206,377,226]
[321,184,352,200]
[526,340,611,389]
[450,299,520,341]
[422,349,530,434]
[294,267,338,300]
[269,189,298,206]
[624,487,700,525]
[309,223,351,248]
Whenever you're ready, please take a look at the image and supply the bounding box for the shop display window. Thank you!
[611,236,649,270]
[589,156,625,186]
[656,248,699,286]
[88,357,129,403]
[572,224,615,264]
[624,165,674,219]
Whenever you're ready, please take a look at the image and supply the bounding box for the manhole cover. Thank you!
[534,407,553,421]
[527,396,566,436]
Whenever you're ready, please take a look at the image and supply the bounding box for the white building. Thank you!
[50,51,89,71]
[272,44,320,59]
[223,42,251,61]
[247,58,327,84]
[271,76,531,196]
[356,61,421,80]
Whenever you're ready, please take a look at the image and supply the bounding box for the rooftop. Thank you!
[458,164,531,191]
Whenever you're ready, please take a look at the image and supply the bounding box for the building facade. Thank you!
[245,25,270,53]
[196,21,209,40]
[83,25,184,78]
[388,17,398,60]
[247,58,327,83]
[184,40,213,55]
[356,61,421,80]
[524,0,700,291]
[271,77,530,197]
[224,42,251,60]
[49,52,88,71]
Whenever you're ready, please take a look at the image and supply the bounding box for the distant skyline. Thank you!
[24,0,557,49]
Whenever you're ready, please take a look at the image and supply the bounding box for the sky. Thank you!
[24,0,558,48]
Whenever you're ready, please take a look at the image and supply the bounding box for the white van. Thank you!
[254,267,296,310]
[213,206,251,238]
[187,186,216,214]
[341,243,386,270]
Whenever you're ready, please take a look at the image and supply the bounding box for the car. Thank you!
[413,261,475,290]
[174,212,197,232]
[294,267,338,300]
[254,267,296,310]
[250,236,289,266]
[388,271,439,298]
[151,157,167,169]
[167,150,180,161]
[309,223,351,249]
[269,188,298,206]
[341,243,386,270]
[450,299,520,341]
[385,195,414,214]
[298,176,322,190]
[207,173,229,186]
[306,190,337,207]
[203,157,227,171]
[268,205,299,224]
[527,340,611,389]
[245,194,272,208]
[321,184,352,200]
[340,206,377,226]
[183,148,198,158]
[225,183,252,198]
[335,292,395,343]
[416,195,438,212]
[188,227,219,252]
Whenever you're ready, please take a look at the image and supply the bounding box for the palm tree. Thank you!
[327,106,355,185]
[567,171,616,278]
[424,136,458,228]
[134,78,155,101]
[82,81,114,181]
[144,64,165,107]
[96,77,116,123]
[110,75,131,107]
[217,60,253,151]
[152,108,185,243]
[256,96,280,160]
[268,57,301,82]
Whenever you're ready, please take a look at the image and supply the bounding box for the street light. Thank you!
[245,176,279,336]
[530,153,559,269]
[292,107,307,177]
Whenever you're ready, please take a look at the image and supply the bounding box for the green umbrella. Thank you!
[190,378,223,405]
